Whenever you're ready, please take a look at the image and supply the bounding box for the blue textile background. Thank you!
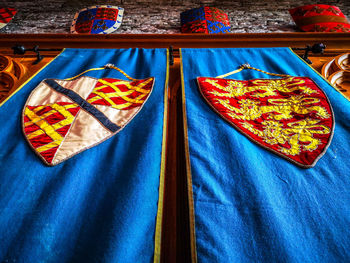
[181,48,350,263]
[0,48,167,263]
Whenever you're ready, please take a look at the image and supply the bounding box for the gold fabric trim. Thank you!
[153,50,169,263]
[180,49,198,263]
[64,64,137,82]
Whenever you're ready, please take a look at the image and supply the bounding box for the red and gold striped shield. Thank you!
[198,75,334,168]
[23,72,154,166]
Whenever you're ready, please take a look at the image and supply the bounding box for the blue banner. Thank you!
[0,48,168,263]
[181,48,350,262]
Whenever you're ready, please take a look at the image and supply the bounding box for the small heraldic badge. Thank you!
[71,5,124,34]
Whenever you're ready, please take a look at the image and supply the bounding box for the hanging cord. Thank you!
[216,63,292,78]
[64,64,138,81]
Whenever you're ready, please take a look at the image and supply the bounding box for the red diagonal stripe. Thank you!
[30,133,53,148]
[0,8,16,23]
[40,146,58,164]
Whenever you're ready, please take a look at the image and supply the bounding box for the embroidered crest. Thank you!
[0,8,17,30]
[22,66,154,165]
[180,7,231,34]
[198,73,334,168]
[71,5,124,34]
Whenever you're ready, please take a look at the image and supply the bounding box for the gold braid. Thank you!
[64,64,138,81]
[216,63,291,79]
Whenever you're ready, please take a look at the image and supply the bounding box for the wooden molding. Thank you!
[0,33,349,52]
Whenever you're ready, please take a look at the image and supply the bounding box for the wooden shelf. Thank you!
[0,33,349,52]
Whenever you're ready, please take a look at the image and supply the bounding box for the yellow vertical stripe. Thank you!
[153,50,169,263]
[180,49,198,263]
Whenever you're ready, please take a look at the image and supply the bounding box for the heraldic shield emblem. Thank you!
[197,64,334,168]
[71,5,124,34]
[22,64,154,166]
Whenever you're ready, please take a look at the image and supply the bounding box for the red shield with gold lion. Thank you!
[198,75,334,168]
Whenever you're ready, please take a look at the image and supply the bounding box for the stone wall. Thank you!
[1,0,349,33]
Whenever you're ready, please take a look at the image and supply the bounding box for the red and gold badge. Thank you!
[198,66,334,168]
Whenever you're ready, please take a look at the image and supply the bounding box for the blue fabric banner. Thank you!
[181,48,350,262]
[0,48,168,263]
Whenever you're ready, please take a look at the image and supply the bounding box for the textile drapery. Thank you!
[0,48,168,263]
[181,48,350,262]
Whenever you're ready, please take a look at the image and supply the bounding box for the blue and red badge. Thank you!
[181,7,231,34]
[71,5,124,34]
